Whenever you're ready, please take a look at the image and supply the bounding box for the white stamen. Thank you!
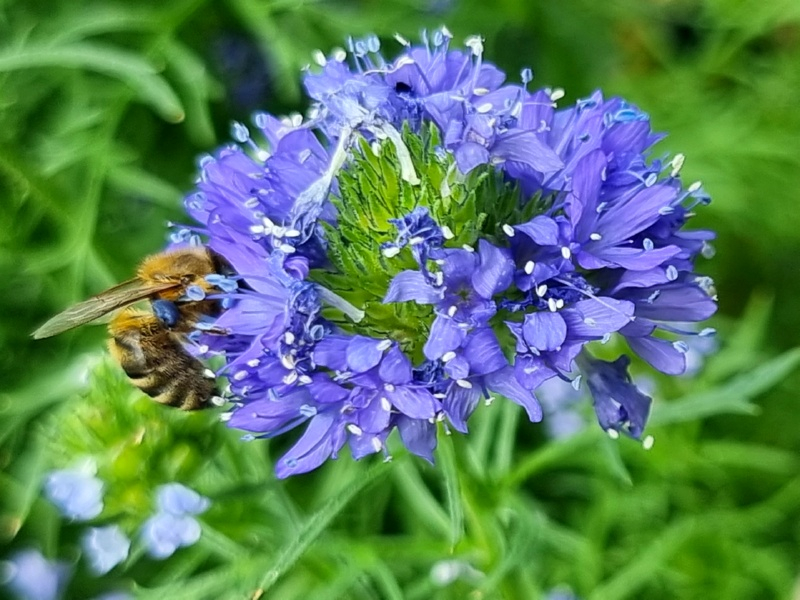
[473,87,490,96]
[476,103,493,114]
[279,244,296,254]
[371,436,383,452]
[502,224,515,237]
[462,244,475,252]
[666,265,678,281]
[256,149,270,162]
[220,412,232,422]
[246,359,260,368]
[382,246,401,258]
[688,181,702,193]
[642,435,655,450]
[643,238,654,251]
[589,232,602,241]
[561,246,571,259]
[394,33,410,46]
[549,87,565,101]
[448,305,458,318]
[441,225,454,239]
[284,331,296,345]
[434,272,444,286]
[284,229,301,238]
[409,235,425,246]
[547,297,558,312]
[571,375,582,391]
[280,355,296,370]
[347,424,363,436]
[233,370,248,381]
[249,224,265,235]
[524,261,535,275]
[670,153,685,177]
[203,369,216,379]
[607,428,620,440]
[377,339,392,351]
[211,396,226,407]
[282,371,298,385]
[384,383,395,392]
[441,351,457,363]
[456,379,473,389]
[433,393,446,399]
[555,299,564,309]
[536,284,548,297]
[332,48,346,62]
[465,35,484,56]
[484,396,494,406]
[380,397,392,412]
[298,375,312,385]
[312,49,326,67]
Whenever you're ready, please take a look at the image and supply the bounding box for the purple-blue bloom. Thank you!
[2,549,70,600]
[177,28,717,476]
[43,468,104,522]
[140,483,209,560]
[81,525,130,575]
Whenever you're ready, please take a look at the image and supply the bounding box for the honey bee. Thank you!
[33,247,233,410]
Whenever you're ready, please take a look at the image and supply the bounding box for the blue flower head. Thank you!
[81,525,131,575]
[179,28,717,477]
[2,549,70,600]
[140,483,210,560]
[43,467,104,521]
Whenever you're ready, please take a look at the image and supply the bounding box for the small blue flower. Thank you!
[141,513,203,560]
[81,525,130,575]
[156,483,211,516]
[2,549,70,600]
[140,483,209,560]
[43,468,104,521]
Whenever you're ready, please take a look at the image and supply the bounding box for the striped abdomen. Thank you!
[108,310,216,410]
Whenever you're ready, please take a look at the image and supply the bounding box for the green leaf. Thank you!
[0,42,184,121]
[650,347,800,426]
[436,431,465,549]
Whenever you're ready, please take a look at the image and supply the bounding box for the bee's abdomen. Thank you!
[109,312,217,410]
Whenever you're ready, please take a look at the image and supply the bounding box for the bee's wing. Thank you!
[32,278,181,339]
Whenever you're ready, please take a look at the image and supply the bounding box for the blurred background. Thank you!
[1,0,799,598]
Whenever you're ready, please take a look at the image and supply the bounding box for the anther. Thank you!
[456,379,473,389]
[524,261,535,275]
[642,435,655,450]
[502,224,515,237]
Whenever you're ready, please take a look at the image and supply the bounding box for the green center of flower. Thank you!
[309,126,539,361]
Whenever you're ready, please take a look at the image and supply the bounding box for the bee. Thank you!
[33,247,233,410]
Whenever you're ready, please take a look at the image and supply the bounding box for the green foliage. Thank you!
[2,0,800,598]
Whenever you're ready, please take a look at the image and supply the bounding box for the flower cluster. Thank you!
[179,28,717,477]
[38,469,208,589]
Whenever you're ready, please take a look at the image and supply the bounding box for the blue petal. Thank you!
[443,384,481,433]
[275,411,343,478]
[156,483,210,516]
[378,345,413,385]
[513,354,556,390]
[627,335,687,375]
[567,149,606,235]
[346,335,387,373]
[423,315,467,360]
[485,366,543,422]
[521,311,567,351]
[561,298,634,339]
[312,335,350,370]
[356,392,391,433]
[444,355,470,380]
[629,283,718,322]
[595,184,678,246]
[492,129,564,172]
[578,245,682,271]
[397,416,437,463]
[472,240,514,299]
[582,354,652,438]
[81,525,131,575]
[385,386,440,419]
[454,141,490,173]
[463,328,508,375]
[384,270,441,304]
[514,215,560,246]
